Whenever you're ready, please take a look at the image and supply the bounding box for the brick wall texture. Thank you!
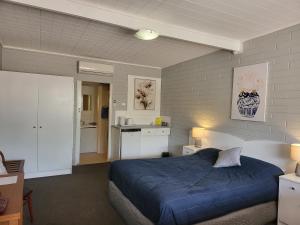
[161,24,300,154]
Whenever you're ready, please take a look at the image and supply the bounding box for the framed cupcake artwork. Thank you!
[231,63,269,122]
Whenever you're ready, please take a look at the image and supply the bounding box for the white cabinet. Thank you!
[182,145,201,155]
[182,145,204,155]
[141,128,170,136]
[141,128,169,158]
[80,127,97,153]
[112,126,170,160]
[0,72,38,173]
[0,71,74,178]
[278,174,300,225]
[121,129,141,159]
[37,75,74,172]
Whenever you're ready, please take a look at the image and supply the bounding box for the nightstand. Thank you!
[182,145,204,155]
[278,173,300,225]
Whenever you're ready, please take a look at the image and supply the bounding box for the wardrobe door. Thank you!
[37,75,74,172]
[0,71,38,173]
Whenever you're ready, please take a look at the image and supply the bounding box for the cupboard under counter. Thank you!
[111,125,170,160]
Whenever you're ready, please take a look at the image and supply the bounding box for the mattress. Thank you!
[109,181,277,225]
[109,148,283,225]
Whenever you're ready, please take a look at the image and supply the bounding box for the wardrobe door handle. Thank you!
[33,126,36,128]
[39,126,42,128]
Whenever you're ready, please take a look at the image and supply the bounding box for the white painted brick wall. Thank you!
[0,43,2,70]
[162,24,300,154]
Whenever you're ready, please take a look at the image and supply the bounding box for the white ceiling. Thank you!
[0,1,218,68]
[83,0,300,41]
[2,0,300,68]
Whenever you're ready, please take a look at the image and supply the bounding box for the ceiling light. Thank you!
[135,29,159,40]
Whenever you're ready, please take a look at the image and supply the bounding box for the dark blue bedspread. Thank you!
[109,148,283,225]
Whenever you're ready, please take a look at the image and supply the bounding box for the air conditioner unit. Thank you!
[78,61,114,75]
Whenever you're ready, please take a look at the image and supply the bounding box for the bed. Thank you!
[109,148,284,225]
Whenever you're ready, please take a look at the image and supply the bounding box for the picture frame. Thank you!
[134,78,156,110]
[231,63,269,122]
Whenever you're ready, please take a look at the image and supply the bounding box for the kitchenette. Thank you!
[111,75,170,160]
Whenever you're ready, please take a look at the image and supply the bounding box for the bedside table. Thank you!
[278,173,300,225]
[182,145,204,155]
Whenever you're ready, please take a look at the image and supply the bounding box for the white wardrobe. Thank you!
[0,71,74,178]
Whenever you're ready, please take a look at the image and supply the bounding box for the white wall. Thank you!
[162,23,300,155]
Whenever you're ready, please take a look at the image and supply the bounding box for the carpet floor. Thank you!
[24,163,125,225]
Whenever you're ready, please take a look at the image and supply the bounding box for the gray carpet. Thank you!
[24,163,125,225]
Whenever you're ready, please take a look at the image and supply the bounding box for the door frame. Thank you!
[73,78,113,165]
[73,80,82,165]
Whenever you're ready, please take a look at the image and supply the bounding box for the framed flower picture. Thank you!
[231,63,269,122]
[134,78,156,110]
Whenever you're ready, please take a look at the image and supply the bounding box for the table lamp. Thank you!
[291,143,300,176]
[192,127,204,147]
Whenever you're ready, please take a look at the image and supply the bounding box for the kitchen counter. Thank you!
[81,125,97,129]
[112,125,170,130]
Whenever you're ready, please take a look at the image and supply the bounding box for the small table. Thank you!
[0,160,24,225]
[278,173,300,225]
[182,145,205,155]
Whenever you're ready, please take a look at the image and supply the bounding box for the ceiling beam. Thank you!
[7,0,243,52]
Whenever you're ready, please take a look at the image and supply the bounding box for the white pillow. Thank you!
[213,147,242,168]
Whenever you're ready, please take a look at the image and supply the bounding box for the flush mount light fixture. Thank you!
[135,29,159,40]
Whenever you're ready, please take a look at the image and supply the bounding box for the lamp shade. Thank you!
[291,144,300,161]
[192,127,204,138]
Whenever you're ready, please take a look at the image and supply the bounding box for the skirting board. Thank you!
[24,169,72,179]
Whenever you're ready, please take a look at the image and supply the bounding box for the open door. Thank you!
[74,80,112,165]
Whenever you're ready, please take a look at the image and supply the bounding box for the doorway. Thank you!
[79,81,110,165]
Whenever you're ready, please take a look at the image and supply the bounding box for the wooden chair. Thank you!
[23,187,34,223]
[0,150,34,223]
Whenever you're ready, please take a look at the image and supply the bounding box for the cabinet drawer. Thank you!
[278,178,300,225]
[141,128,170,136]
[157,128,170,136]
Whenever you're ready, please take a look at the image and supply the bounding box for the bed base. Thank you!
[109,181,277,225]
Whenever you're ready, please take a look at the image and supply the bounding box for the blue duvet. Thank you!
[109,148,283,225]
